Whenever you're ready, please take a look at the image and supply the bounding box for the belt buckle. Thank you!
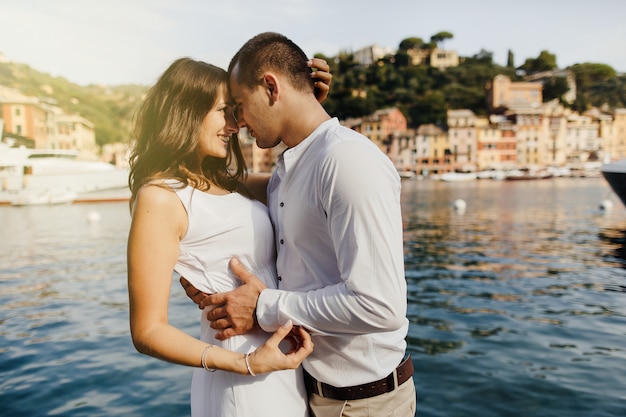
[392,367,399,389]
[316,379,325,398]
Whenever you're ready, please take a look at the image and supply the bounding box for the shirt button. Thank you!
[280,202,284,207]
[277,276,282,281]
[280,239,284,244]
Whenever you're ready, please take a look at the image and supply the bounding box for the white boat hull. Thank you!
[1,142,129,205]
[440,172,477,182]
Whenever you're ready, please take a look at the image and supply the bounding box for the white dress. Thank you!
[171,184,308,417]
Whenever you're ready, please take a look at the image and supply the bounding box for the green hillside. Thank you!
[1,39,624,148]
[0,60,146,147]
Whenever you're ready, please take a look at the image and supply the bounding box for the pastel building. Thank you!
[487,75,543,110]
[0,85,97,158]
[447,109,478,171]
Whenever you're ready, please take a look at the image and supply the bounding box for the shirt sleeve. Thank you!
[256,138,408,336]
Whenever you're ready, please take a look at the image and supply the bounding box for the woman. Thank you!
[127,57,331,416]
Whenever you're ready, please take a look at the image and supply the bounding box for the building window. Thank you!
[15,108,21,116]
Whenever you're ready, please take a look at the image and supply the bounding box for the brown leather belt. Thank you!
[303,355,414,401]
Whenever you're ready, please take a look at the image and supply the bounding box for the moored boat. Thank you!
[440,172,477,182]
[601,159,626,208]
[398,170,415,179]
[0,140,129,205]
[504,169,553,181]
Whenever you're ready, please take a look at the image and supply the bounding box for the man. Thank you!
[184,32,416,416]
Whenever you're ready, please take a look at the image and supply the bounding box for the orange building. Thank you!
[0,87,49,148]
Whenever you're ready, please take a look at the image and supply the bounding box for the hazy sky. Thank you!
[1,0,625,86]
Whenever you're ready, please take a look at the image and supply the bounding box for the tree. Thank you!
[507,50,515,68]
[569,63,618,111]
[430,31,454,48]
[407,91,447,127]
[466,49,494,65]
[570,62,617,91]
[398,37,424,51]
[519,50,557,74]
[588,77,626,108]
[542,76,571,104]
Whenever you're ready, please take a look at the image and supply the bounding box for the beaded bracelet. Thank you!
[201,345,216,372]
[244,352,256,376]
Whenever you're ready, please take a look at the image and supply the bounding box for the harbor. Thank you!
[1,177,624,416]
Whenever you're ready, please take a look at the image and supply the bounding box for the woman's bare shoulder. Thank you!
[134,182,180,211]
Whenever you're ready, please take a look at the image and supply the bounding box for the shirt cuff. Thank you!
[256,288,282,332]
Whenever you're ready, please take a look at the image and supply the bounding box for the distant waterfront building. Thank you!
[0,86,48,148]
[236,129,285,174]
[429,48,459,70]
[56,113,98,158]
[610,109,626,160]
[405,47,459,70]
[565,113,601,163]
[393,128,417,172]
[447,109,478,171]
[344,107,407,156]
[353,44,394,66]
[475,116,516,170]
[542,100,570,167]
[101,142,130,167]
[507,106,544,167]
[414,124,449,174]
[406,48,430,66]
[486,74,543,111]
[524,69,577,104]
[584,107,616,163]
[0,85,97,158]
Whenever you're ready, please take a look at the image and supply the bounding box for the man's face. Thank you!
[229,63,282,149]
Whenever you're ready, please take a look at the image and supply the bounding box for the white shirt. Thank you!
[256,118,409,387]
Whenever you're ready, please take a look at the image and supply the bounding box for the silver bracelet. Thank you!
[201,345,216,372]
[245,352,256,376]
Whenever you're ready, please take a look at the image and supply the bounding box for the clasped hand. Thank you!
[180,258,263,340]
[181,258,308,343]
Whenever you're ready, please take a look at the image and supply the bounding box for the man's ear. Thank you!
[263,73,279,103]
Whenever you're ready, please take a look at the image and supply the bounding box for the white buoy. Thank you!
[453,199,467,213]
[599,199,613,212]
[87,211,101,223]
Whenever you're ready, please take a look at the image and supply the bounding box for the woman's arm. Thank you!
[127,184,312,374]
[243,173,271,204]
[128,184,212,365]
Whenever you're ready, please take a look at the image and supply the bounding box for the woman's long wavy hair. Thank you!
[128,58,248,209]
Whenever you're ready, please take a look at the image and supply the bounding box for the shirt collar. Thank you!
[280,118,338,173]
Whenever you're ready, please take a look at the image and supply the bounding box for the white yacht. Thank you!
[0,140,129,205]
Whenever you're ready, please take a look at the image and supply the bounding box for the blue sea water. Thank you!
[0,177,625,416]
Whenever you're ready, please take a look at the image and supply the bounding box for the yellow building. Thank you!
[475,116,516,170]
[565,114,601,163]
[540,100,570,167]
[447,109,478,171]
[507,107,544,167]
[611,109,626,160]
[414,124,449,174]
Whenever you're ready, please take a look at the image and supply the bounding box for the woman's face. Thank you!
[197,87,239,160]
